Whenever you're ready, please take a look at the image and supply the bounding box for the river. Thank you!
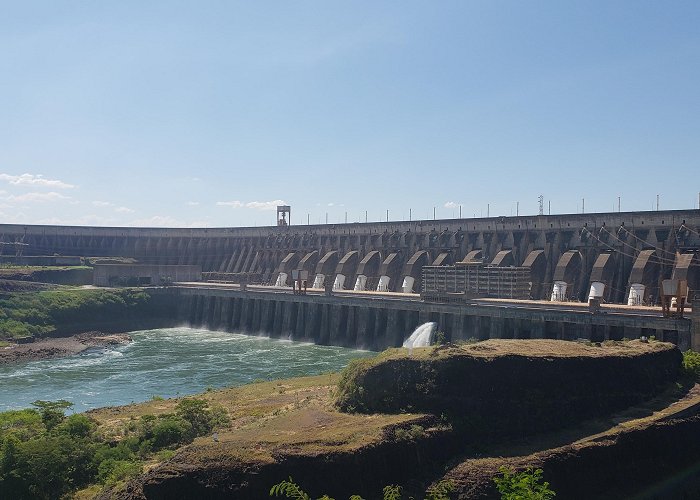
[0,327,375,413]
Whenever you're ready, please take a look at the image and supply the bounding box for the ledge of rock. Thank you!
[335,339,682,438]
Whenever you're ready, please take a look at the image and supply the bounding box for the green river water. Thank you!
[0,327,375,413]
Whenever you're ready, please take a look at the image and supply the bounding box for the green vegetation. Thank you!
[334,356,377,413]
[0,398,229,499]
[493,467,556,500]
[394,424,426,441]
[434,331,447,346]
[681,350,700,380]
[0,288,156,340]
[270,477,455,500]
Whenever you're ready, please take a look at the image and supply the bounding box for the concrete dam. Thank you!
[2,209,699,305]
[2,209,699,350]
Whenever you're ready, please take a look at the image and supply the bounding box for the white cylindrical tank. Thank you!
[551,281,568,301]
[333,274,346,290]
[376,275,391,292]
[402,276,415,294]
[275,273,288,287]
[312,274,325,289]
[354,274,367,291]
[628,283,645,306]
[588,282,605,301]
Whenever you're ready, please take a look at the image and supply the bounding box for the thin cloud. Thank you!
[115,206,135,213]
[186,201,200,206]
[6,192,71,203]
[244,199,287,211]
[0,173,75,189]
[216,199,286,211]
[34,214,119,226]
[444,201,460,209]
[216,200,244,208]
[92,201,114,207]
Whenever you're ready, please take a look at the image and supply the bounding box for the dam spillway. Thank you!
[2,209,700,305]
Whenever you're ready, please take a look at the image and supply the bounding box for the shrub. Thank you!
[270,476,311,499]
[682,350,700,380]
[57,414,94,438]
[434,331,447,346]
[382,485,402,500]
[176,398,214,439]
[394,424,425,441]
[493,466,556,500]
[335,358,375,412]
[0,409,43,441]
[150,417,192,450]
[97,459,142,486]
[269,478,453,500]
[425,479,455,500]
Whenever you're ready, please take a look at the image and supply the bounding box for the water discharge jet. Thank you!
[402,322,437,349]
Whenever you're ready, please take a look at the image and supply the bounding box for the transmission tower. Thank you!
[538,195,544,216]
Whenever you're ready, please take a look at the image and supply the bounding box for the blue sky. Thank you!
[1,1,698,227]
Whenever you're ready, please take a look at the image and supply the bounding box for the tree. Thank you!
[176,398,213,439]
[30,400,73,430]
[493,467,556,500]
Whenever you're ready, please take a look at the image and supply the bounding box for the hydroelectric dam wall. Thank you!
[2,209,699,304]
[169,287,693,351]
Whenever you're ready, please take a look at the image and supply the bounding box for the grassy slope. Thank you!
[0,288,163,340]
[89,373,426,466]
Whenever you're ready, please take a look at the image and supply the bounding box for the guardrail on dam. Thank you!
[2,209,699,305]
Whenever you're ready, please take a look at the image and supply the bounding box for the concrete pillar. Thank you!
[475,316,488,340]
[319,303,331,345]
[655,329,665,342]
[578,323,592,342]
[386,309,402,348]
[489,316,505,339]
[282,302,296,338]
[293,302,306,340]
[306,303,322,343]
[269,301,282,337]
[232,298,243,330]
[202,296,214,328]
[220,298,233,331]
[194,295,205,326]
[179,295,193,324]
[555,321,570,341]
[373,309,388,350]
[418,309,431,326]
[345,306,358,347]
[210,297,222,330]
[509,318,521,339]
[258,299,271,334]
[622,325,642,341]
[240,297,251,332]
[452,314,466,342]
[531,318,546,339]
[356,307,374,349]
[329,305,348,346]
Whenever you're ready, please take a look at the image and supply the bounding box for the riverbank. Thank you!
[0,331,132,365]
[0,287,177,341]
[89,340,697,500]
